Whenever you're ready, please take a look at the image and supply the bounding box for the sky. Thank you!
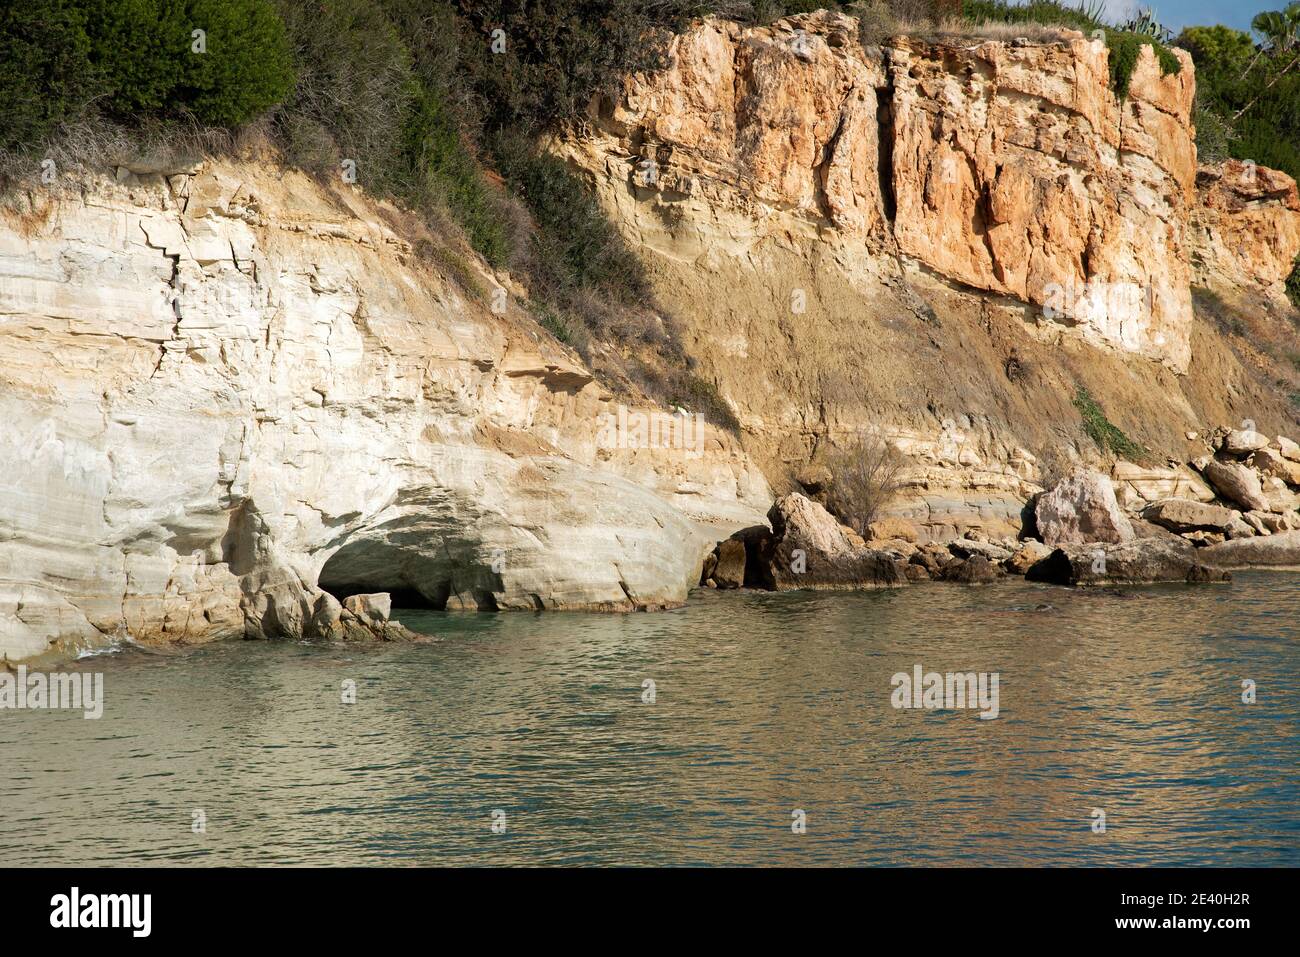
[1094,0,1279,33]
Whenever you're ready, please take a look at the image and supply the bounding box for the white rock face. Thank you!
[0,161,771,662]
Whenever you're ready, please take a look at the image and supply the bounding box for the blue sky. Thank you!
[1095,0,1279,32]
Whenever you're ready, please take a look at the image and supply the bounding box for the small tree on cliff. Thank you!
[823,432,909,536]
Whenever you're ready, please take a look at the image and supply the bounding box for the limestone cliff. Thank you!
[6,12,1300,664]
[555,11,1300,539]
[0,161,769,662]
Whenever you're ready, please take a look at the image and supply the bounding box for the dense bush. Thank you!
[177,0,297,126]
[0,0,294,148]
[1180,13,1300,183]
[0,1,94,149]
[274,0,413,178]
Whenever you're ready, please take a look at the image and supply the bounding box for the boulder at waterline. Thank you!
[1025,539,1230,586]
[1035,470,1135,547]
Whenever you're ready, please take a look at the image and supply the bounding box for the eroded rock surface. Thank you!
[0,162,771,662]
[1035,470,1135,547]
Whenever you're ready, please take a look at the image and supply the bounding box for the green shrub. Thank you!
[0,1,95,149]
[400,88,509,266]
[453,0,681,137]
[274,0,412,177]
[494,136,648,300]
[1073,387,1144,460]
[84,1,188,117]
[179,0,296,125]
[1103,27,1181,99]
[964,1,1182,98]
[1179,19,1300,183]
[1288,256,1300,309]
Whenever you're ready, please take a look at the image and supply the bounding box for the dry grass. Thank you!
[821,431,909,535]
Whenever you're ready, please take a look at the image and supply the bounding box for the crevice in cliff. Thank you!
[875,84,897,225]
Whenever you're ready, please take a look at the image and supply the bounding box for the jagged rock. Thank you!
[343,592,392,626]
[1035,469,1135,547]
[1262,478,1300,514]
[1221,428,1270,456]
[1183,530,1226,547]
[1025,539,1230,586]
[1202,531,1300,566]
[1200,460,1270,512]
[1005,540,1053,575]
[909,544,949,578]
[1142,498,1241,533]
[948,539,1014,563]
[903,563,932,582]
[761,493,906,590]
[1277,436,1300,463]
[940,554,999,584]
[1249,448,1300,486]
[795,464,833,494]
[1224,516,1257,540]
[711,539,748,589]
[867,517,918,543]
[700,551,718,583]
[1191,160,1300,306]
[1243,511,1274,535]
[1112,461,1216,508]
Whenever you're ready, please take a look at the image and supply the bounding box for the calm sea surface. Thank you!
[2,573,1298,866]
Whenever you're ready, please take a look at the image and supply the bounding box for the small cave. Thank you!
[318,543,445,610]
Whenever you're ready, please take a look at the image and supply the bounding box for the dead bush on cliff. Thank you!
[823,432,909,535]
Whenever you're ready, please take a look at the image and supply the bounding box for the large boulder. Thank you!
[1221,428,1270,456]
[1277,436,1300,463]
[343,592,392,625]
[1025,539,1230,586]
[1035,469,1135,547]
[1142,498,1240,533]
[1005,540,1053,575]
[1111,460,1215,508]
[1200,460,1270,512]
[1201,531,1300,567]
[1249,447,1300,486]
[940,554,1000,584]
[761,493,906,591]
[711,539,748,589]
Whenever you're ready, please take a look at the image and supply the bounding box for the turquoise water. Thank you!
[1,573,1297,866]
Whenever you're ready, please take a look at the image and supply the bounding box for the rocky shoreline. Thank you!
[700,425,1300,592]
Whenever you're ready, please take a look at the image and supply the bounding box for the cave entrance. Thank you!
[317,543,447,611]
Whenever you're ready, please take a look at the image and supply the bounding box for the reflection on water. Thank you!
[1,573,1298,866]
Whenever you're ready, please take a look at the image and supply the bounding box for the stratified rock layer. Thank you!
[0,161,770,662]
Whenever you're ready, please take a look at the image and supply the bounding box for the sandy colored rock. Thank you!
[1200,460,1269,512]
[1277,436,1300,462]
[1142,499,1241,533]
[711,539,748,589]
[1202,531,1300,567]
[1035,470,1135,547]
[1111,461,1216,508]
[761,493,906,590]
[0,161,771,663]
[1189,160,1300,306]
[1221,428,1270,456]
[868,517,919,543]
[1005,540,1053,575]
[1250,448,1300,486]
[342,592,392,625]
